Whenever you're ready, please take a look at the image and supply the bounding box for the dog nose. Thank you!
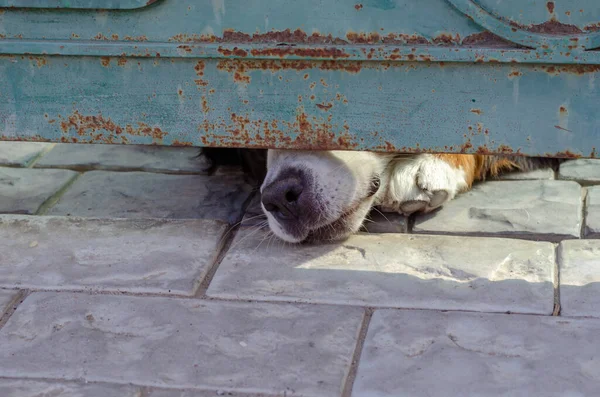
[261,176,304,221]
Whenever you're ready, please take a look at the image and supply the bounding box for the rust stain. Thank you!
[354,3,363,10]
[511,19,582,34]
[347,31,432,45]
[100,57,111,67]
[92,33,109,41]
[584,22,600,31]
[170,29,349,45]
[559,106,568,114]
[171,140,194,146]
[0,135,51,142]
[28,56,47,68]
[539,64,600,75]
[432,33,460,45]
[546,1,555,14]
[201,95,210,114]
[199,106,360,150]
[56,111,168,144]
[194,60,208,87]
[508,69,523,78]
[470,108,483,115]
[169,33,218,43]
[316,103,333,111]
[547,150,581,158]
[123,35,148,42]
[117,57,127,66]
[178,45,193,53]
[462,31,520,48]
[218,46,249,57]
[216,59,362,84]
[249,46,350,59]
[381,33,429,45]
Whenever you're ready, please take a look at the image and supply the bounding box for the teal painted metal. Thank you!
[0,0,159,10]
[0,0,599,157]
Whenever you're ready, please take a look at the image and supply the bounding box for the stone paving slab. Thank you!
[559,159,600,185]
[208,230,555,314]
[0,379,140,397]
[0,142,53,167]
[559,240,600,317]
[0,215,227,295]
[35,144,210,174]
[584,186,600,238]
[147,389,257,397]
[413,180,582,241]
[353,310,600,397]
[0,292,363,397]
[497,168,555,180]
[47,171,252,223]
[0,167,78,215]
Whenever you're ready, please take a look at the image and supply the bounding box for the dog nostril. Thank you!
[261,174,304,220]
[285,188,301,203]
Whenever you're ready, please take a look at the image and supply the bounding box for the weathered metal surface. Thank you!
[0,0,159,9]
[0,0,599,156]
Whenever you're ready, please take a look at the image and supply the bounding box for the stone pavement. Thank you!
[0,142,599,396]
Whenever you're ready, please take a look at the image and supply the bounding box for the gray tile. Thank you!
[0,142,53,167]
[559,240,600,317]
[147,389,253,397]
[47,171,252,223]
[0,215,227,295]
[0,293,363,397]
[0,379,140,397]
[208,231,555,314]
[498,168,554,180]
[353,310,600,397]
[585,186,600,238]
[36,144,210,174]
[0,168,78,214]
[559,159,600,185]
[413,180,582,241]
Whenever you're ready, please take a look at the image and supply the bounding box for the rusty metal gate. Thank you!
[0,0,598,157]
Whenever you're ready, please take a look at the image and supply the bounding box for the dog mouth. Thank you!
[303,206,363,243]
[268,195,373,244]
[263,172,381,244]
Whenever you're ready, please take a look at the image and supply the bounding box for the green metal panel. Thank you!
[0,0,599,157]
[0,0,160,10]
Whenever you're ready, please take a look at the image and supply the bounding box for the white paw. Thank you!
[378,154,469,215]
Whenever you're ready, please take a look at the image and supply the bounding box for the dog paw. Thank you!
[378,154,469,215]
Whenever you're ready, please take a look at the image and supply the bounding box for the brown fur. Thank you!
[435,154,563,188]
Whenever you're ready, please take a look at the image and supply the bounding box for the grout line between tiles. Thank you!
[26,143,57,168]
[341,307,373,397]
[34,172,83,216]
[0,290,30,331]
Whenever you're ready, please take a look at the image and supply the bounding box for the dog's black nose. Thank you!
[261,176,304,221]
